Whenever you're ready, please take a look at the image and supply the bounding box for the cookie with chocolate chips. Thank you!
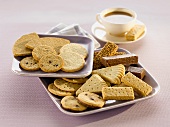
[39,54,63,72]
[20,56,40,71]
[77,92,105,108]
[61,96,87,112]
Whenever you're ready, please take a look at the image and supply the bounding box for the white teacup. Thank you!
[96,8,137,36]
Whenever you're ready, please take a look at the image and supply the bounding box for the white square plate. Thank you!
[12,34,94,78]
[39,48,160,116]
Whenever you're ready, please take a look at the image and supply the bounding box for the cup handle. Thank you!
[96,13,103,24]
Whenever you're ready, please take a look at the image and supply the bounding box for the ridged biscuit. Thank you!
[12,32,39,56]
[32,45,57,61]
[92,64,125,85]
[39,54,63,73]
[20,56,39,71]
[59,51,85,72]
[61,96,87,112]
[60,43,88,59]
[77,92,105,108]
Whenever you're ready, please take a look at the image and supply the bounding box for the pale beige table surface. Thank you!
[0,0,169,127]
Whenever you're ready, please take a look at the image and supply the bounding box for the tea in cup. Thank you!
[96,8,137,36]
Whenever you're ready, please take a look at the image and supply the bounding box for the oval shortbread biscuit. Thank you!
[61,96,87,112]
[39,54,63,72]
[20,56,40,71]
[54,78,82,92]
[62,77,88,84]
[59,51,85,72]
[48,83,74,96]
[32,45,57,61]
[60,43,88,59]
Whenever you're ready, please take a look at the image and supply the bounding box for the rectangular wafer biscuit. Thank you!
[126,25,145,41]
[102,87,135,100]
[100,53,138,67]
[93,42,118,69]
[121,72,152,96]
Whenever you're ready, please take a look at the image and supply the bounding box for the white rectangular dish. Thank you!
[12,34,94,78]
[39,48,160,116]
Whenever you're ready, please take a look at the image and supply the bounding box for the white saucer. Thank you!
[91,19,147,44]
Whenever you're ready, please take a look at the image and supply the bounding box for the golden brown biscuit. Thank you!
[12,33,39,56]
[32,45,57,61]
[59,51,85,72]
[39,54,63,73]
[20,56,39,71]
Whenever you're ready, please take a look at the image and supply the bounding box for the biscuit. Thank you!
[20,56,40,71]
[59,51,85,72]
[77,92,105,108]
[102,87,135,100]
[60,43,88,59]
[54,78,82,92]
[39,54,63,73]
[121,72,152,96]
[61,96,87,112]
[92,64,125,85]
[76,74,108,96]
[62,77,88,84]
[126,25,145,41]
[48,83,74,96]
[12,33,39,56]
[25,38,43,49]
[32,45,57,61]
[93,42,118,69]
[26,37,70,51]
[100,54,138,67]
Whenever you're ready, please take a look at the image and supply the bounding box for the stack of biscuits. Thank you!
[12,33,152,112]
[48,42,152,112]
[12,33,88,73]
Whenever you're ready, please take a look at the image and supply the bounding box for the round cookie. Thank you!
[20,56,40,71]
[61,96,87,112]
[60,43,88,59]
[77,92,105,108]
[12,33,39,57]
[62,77,88,84]
[54,78,82,92]
[48,83,74,96]
[39,54,63,73]
[59,51,85,72]
[40,37,70,53]
[32,45,57,61]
